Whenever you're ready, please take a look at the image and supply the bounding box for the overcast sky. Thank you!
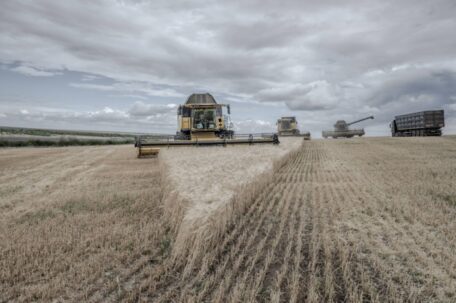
[1,0,455,136]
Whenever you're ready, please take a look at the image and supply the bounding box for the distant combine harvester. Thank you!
[322,116,374,139]
[276,116,311,140]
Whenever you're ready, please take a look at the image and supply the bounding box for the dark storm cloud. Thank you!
[1,0,456,134]
[358,68,456,129]
[367,69,456,108]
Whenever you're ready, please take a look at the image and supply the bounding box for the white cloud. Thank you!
[10,65,62,77]
[0,102,179,133]
[128,101,177,117]
[233,119,275,133]
[257,81,341,111]
[70,82,185,98]
[81,74,102,81]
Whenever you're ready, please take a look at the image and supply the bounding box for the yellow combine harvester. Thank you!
[136,93,279,157]
[276,116,311,140]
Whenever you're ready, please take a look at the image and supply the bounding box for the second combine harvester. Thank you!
[276,116,311,140]
[136,93,279,157]
[322,115,374,139]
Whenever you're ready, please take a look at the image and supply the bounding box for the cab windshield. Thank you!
[192,109,216,129]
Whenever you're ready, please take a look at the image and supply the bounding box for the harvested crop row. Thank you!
[138,138,456,303]
[0,146,185,303]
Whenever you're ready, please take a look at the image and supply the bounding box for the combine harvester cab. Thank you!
[136,93,279,157]
[276,116,311,140]
[322,115,374,139]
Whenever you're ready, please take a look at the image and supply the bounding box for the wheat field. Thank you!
[0,146,185,302]
[1,137,456,302]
